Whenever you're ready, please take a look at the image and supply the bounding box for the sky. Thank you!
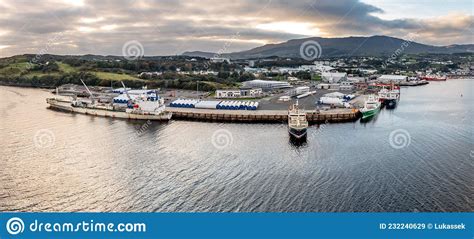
[0,0,472,57]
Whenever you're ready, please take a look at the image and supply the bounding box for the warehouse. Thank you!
[242,80,291,91]
[378,75,408,83]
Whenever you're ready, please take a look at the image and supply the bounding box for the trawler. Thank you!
[360,95,381,119]
[47,80,172,121]
[288,100,308,139]
[378,85,400,109]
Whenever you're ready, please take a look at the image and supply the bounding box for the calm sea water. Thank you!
[0,79,473,212]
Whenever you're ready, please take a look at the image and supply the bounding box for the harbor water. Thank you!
[0,79,473,212]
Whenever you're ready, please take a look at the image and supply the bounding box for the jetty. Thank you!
[166,107,360,123]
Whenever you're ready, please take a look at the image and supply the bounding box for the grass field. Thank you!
[0,61,141,82]
[57,62,77,73]
[0,62,32,77]
[93,72,141,81]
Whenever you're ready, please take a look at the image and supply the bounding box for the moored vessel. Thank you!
[47,81,172,121]
[378,84,400,109]
[360,95,381,119]
[288,100,308,139]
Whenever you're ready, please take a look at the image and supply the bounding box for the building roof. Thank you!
[324,92,345,98]
[378,75,407,80]
[322,72,347,77]
[244,79,289,85]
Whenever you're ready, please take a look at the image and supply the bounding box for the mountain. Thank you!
[183,35,474,59]
[181,51,218,59]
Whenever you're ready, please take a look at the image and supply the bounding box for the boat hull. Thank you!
[360,107,380,119]
[384,99,398,109]
[47,98,172,120]
[289,127,307,139]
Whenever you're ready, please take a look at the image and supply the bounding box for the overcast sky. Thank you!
[0,0,472,57]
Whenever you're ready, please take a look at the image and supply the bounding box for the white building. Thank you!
[378,75,408,83]
[321,72,347,83]
[289,86,310,96]
[358,68,378,75]
[248,60,255,67]
[272,67,301,74]
[242,80,291,91]
[347,77,365,83]
[215,88,262,99]
[316,83,340,90]
[210,57,231,64]
[339,81,354,91]
[243,67,269,74]
[300,64,335,73]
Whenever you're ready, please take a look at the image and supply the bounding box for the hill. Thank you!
[183,35,474,59]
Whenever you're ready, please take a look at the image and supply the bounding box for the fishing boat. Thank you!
[288,100,308,139]
[47,80,172,121]
[360,95,381,119]
[378,84,400,109]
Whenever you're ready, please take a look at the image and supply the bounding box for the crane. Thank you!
[80,79,95,104]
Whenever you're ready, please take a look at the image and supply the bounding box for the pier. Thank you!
[166,107,360,123]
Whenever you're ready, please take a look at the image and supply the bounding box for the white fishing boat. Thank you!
[288,100,308,139]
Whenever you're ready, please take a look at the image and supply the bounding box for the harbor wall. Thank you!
[166,107,360,123]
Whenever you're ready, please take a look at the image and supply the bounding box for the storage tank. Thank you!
[234,101,240,110]
[195,101,221,109]
[221,101,228,110]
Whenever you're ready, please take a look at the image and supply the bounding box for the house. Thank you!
[339,81,354,91]
[216,89,241,98]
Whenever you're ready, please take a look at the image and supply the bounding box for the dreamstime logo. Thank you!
[33,129,56,148]
[470,150,474,158]
[6,217,24,235]
[299,40,322,61]
[389,129,411,149]
[122,40,144,60]
[211,129,233,149]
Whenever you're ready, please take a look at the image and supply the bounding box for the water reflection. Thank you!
[0,80,473,212]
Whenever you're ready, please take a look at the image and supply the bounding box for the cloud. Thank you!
[0,0,472,57]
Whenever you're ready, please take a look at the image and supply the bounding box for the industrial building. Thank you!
[321,72,348,83]
[339,81,355,91]
[215,88,263,99]
[242,80,291,91]
[289,86,310,96]
[378,75,408,83]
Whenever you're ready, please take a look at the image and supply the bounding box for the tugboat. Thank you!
[288,100,308,139]
[360,95,381,119]
[47,80,172,120]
